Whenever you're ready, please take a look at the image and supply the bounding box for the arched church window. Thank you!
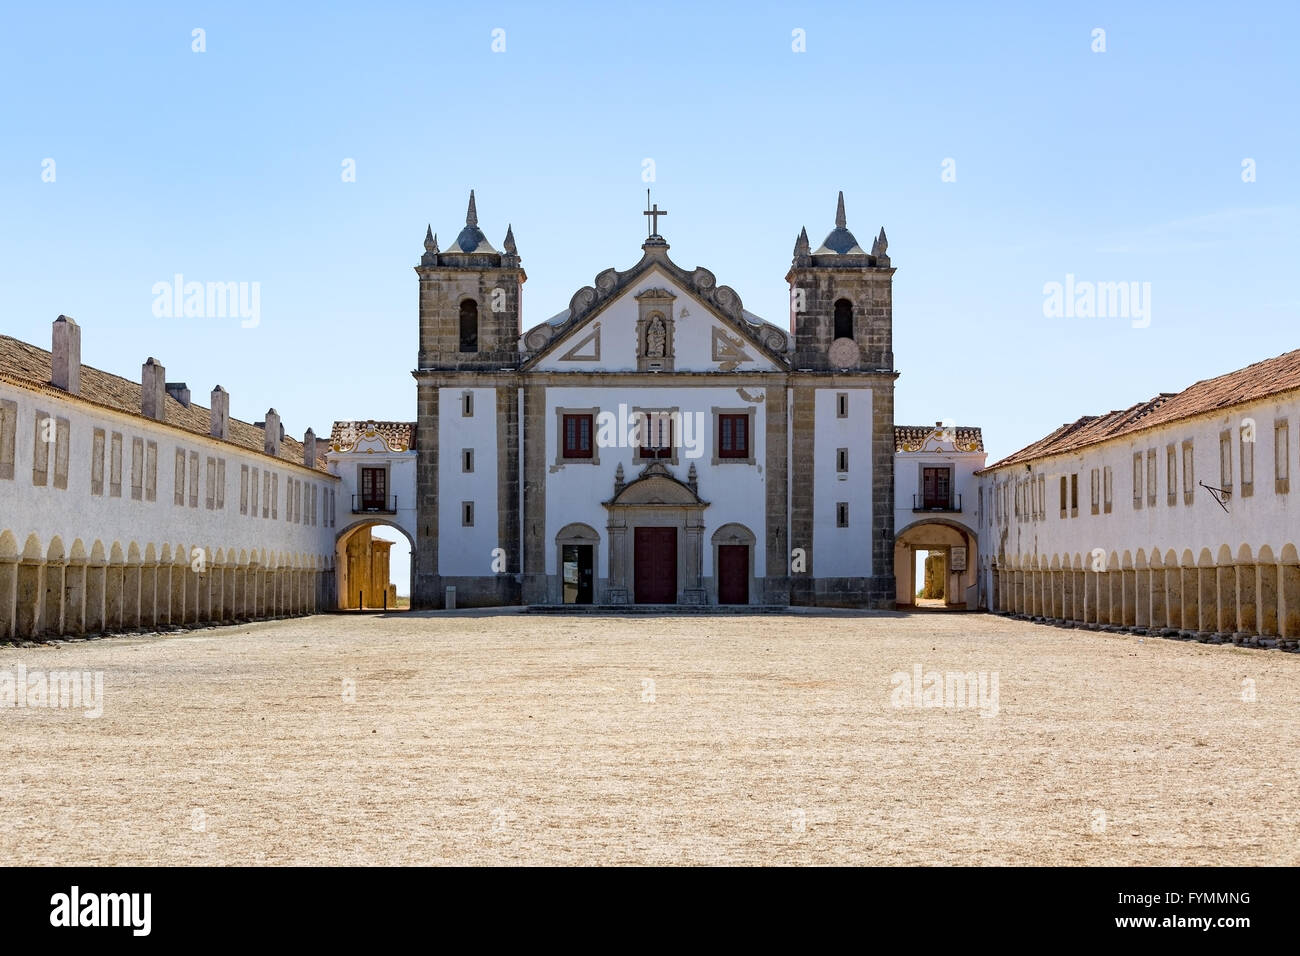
[459,300,478,353]
[833,298,853,340]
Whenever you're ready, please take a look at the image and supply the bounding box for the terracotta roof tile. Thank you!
[0,334,331,474]
[984,349,1300,471]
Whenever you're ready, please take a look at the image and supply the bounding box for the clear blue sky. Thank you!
[3,0,1296,465]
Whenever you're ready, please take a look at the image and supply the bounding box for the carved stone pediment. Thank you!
[605,461,708,508]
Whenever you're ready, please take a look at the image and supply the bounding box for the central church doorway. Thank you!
[562,544,594,604]
[717,544,749,604]
[634,526,677,603]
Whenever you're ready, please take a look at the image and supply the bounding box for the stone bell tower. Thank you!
[786,191,894,373]
[415,190,526,371]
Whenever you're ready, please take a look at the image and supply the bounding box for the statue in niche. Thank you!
[645,314,666,357]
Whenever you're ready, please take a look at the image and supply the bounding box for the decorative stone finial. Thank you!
[424,224,436,252]
[687,463,698,494]
[614,462,625,496]
[504,224,516,255]
[793,226,810,257]
[466,189,478,226]
[835,191,846,229]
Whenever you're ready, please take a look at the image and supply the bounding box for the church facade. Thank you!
[405,192,900,608]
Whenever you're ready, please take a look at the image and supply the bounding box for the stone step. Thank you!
[523,604,791,615]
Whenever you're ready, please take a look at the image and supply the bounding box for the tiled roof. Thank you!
[894,425,984,452]
[329,420,417,452]
[983,348,1300,472]
[0,334,330,473]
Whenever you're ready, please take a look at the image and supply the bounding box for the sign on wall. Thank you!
[950,546,967,572]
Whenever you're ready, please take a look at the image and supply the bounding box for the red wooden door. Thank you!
[634,527,677,604]
[717,545,749,605]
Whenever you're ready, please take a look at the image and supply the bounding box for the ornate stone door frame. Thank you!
[603,461,708,604]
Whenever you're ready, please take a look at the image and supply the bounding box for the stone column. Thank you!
[1256,562,1278,637]
[1279,557,1300,640]
[1235,562,1257,638]
[1163,567,1181,631]
[0,557,16,639]
[105,561,125,631]
[63,558,87,636]
[1216,563,1236,636]
[224,566,236,623]
[156,562,172,627]
[1196,566,1217,637]
[86,561,107,633]
[123,562,141,630]
[171,558,187,627]
[42,558,66,637]
[15,557,42,638]
[140,561,157,630]
[1135,568,1150,629]
[1181,567,1199,635]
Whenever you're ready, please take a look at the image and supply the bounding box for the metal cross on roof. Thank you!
[644,189,668,237]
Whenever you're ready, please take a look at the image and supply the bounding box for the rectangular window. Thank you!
[719,413,750,460]
[205,457,216,509]
[836,502,849,527]
[1132,452,1143,508]
[562,413,594,459]
[215,458,224,509]
[241,465,249,515]
[145,441,157,501]
[1070,473,1078,516]
[262,471,270,518]
[462,392,473,417]
[1240,425,1254,496]
[109,432,122,498]
[462,449,474,473]
[1276,420,1290,493]
[1182,440,1194,505]
[271,473,278,519]
[130,437,144,500]
[32,410,50,486]
[1146,449,1157,507]
[1037,475,1045,518]
[311,485,318,525]
[1059,476,1067,517]
[51,416,70,490]
[1219,430,1233,493]
[285,477,293,521]
[1090,468,1100,515]
[462,500,474,527]
[836,447,848,473]
[0,399,15,480]
[836,393,848,418]
[91,428,105,495]
[188,451,199,508]
[1103,465,1112,513]
[921,466,951,510]
[1166,444,1177,506]
[174,448,186,505]
[251,466,260,517]
[637,411,675,460]
[360,467,387,510]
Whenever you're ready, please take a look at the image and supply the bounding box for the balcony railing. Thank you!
[913,493,962,513]
[353,495,397,514]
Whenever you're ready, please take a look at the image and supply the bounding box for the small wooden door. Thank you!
[922,467,950,509]
[634,527,677,604]
[360,467,387,510]
[717,545,749,605]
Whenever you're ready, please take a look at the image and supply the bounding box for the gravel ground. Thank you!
[1,609,1296,866]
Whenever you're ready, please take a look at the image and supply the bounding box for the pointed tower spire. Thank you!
[794,226,810,257]
[424,224,436,252]
[503,224,517,255]
[466,189,478,227]
[835,190,846,229]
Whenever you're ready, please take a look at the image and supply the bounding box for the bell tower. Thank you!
[786,191,893,373]
[415,190,525,371]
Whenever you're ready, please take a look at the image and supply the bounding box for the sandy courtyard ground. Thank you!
[2,609,1296,866]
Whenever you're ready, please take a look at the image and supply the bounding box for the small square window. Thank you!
[462,392,474,417]
[462,501,475,527]
[836,502,849,527]
[836,393,849,418]
[836,447,848,473]
[462,449,474,473]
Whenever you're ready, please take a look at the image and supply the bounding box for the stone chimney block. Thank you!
[210,386,230,439]
[263,408,281,457]
[142,358,166,421]
[303,428,317,468]
[51,315,81,395]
